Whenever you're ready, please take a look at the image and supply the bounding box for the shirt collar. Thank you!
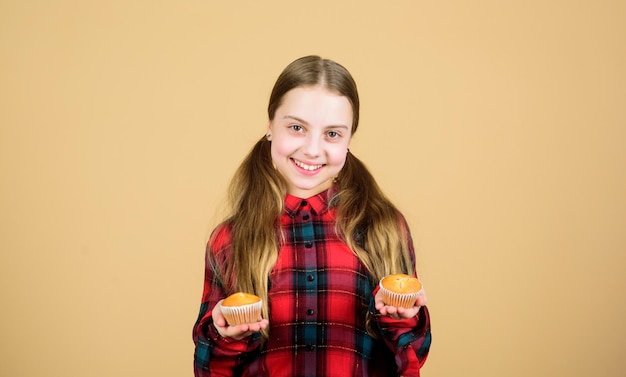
[284,189,331,216]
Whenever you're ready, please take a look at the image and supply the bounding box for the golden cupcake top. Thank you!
[381,274,422,293]
[221,292,261,307]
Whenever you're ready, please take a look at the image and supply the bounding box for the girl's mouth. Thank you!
[292,158,323,171]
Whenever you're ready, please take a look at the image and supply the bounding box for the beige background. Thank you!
[1,1,625,376]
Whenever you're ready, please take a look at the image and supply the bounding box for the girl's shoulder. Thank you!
[207,221,233,256]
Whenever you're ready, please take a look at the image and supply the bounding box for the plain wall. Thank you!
[1,1,625,376]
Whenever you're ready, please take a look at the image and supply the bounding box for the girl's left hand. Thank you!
[211,299,269,340]
[374,289,427,319]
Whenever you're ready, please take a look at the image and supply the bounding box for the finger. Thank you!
[212,300,227,328]
[215,317,227,328]
[247,319,269,330]
[416,291,428,306]
[374,301,385,310]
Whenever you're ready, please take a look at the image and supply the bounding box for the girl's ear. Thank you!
[266,122,272,141]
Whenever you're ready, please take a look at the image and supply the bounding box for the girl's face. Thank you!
[268,85,353,198]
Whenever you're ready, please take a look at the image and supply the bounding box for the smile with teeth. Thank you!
[293,159,323,171]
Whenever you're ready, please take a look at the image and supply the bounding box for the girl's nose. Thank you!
[302,135,321,157]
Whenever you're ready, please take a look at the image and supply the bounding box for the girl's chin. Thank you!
[287,180,334,196]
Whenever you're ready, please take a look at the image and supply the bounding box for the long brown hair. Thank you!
[210,56,414,339]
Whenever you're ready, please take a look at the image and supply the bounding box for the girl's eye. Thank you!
[327,131,340,139]
[290,124,303,132]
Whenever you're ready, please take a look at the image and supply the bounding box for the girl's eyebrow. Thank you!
[283,115,309,125]
[283,115,350,130]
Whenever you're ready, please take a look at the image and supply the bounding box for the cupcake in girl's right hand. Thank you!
[220,292,263,326]
[379,274,424,309]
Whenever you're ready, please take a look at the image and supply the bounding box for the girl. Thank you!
[193,55,431,376]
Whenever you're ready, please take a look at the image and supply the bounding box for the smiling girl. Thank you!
[193,55,431,376]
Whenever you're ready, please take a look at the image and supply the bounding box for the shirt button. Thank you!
[307,309,315,315]
[300,200,308,207]
[306,344,314,351]
[302,214,310,221]
[304,241,313,248]
[307,274,315,282]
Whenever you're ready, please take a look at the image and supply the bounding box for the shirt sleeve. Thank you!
[371,286,432,376]
[371,215,432,376]
[192,225,262,376]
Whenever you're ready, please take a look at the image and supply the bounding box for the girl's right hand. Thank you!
[211,299,269,340]
[374,288,428,320]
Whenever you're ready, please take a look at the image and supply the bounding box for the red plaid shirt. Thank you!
[193,191,431,376]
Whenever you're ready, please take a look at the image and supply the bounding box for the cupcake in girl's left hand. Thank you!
[379,274,424,309]
[220,292,263,325]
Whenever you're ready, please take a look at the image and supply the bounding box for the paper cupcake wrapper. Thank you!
[220,300,263,326]
[379,281,423,309]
